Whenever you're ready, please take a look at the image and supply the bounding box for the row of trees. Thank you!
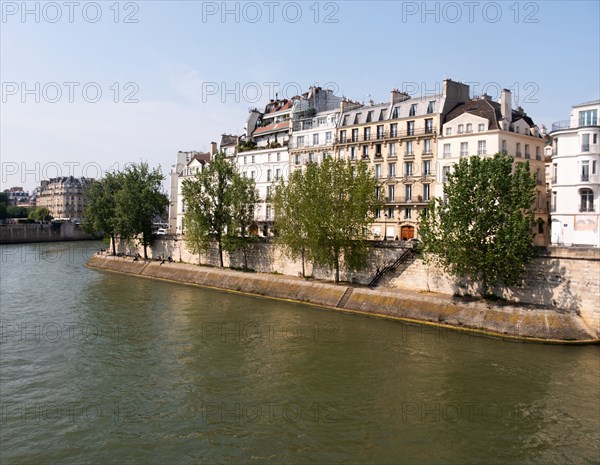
[0,194,52,222]
[82,162,169,259]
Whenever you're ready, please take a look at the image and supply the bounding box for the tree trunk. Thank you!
[334,251,340,283]
[218,240,224,267]
[111,234,116,255]
[301,247,305,278]
[143,235,148,260]
[243,246,248,271]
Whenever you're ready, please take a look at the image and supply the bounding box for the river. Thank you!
[1,242,598,464]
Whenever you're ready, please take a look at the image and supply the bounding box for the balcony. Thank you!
[580,205,595,212]
[552,120,571,131]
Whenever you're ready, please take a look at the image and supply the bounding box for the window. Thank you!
[458,124,464,134]
[275,168,281,180]
[376,125,384,139]
[460,142,468,157]
[404,184,412,202]
[423,139,432,154]
[525,144,530,159]
[582,134,590,152]
[325,131,332,144]
[362,145,369,158]
[422,160,431,176]
[296,136,304,147]
[364,127,371,141]
[423,183,430,200]
[552,163,558,183]
[375,164,382,178]
[350,146,356,160]
[266,205,272,220]
[516,143,521,157]
[442,166,451,183]
[404,161,413,176]
[388,162,396,178]
[251,155,255,163]
[389,143,396,157]
[388,185,395,202]
[313,133,319,146]
[352,129,359,142]
[427,101,435,114]
[501,140,507,155]
[308,153,315,163]
[581,189,594,212]
[387,207,395,219]
[593,160,597,175]
[445,127,452,136]
[579,109,598,127]
[551,191,557,212]
[354,113,361,124]
[266,186,271,198]
[478,123,485,132]
[366,111,373,123]
[267,169,272,181]
[582,161,590,181]
[392,107,399,119]
[406,141,413,155]
[425,119,433,134]
[251,171,256,179]
[477,140,486,155]
[340,130,346,143]
[317,117,326,126]
[405,208,412,219]
[339,148,346,159]
[443,143,451,158]
[277,152,281,162]
[407,121,415,136]
[466,123,472,133]
[390,123,398,137]
[375,144,382,156]
[294,154,300,165]
[375,208,381,219]
[409,104,417,116]
[536,146,541,160]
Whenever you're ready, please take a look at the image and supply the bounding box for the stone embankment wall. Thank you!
[0,223,98,244]
[86,255,599,343]
[115,237,600,337]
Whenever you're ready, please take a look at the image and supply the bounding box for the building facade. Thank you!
[3,186,33,207]
[36,176,93,220]
[438,89,549,245]
[549,100,599,247]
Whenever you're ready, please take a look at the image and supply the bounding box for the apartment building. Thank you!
[36,176,93,221]
[335,79,470,240]
[548,100,599,246]
[438,89,549,245]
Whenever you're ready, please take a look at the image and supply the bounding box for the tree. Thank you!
[272,170,311,277]
[274,158,380,283]
[6,206,29,219]
[115,162,169,260]
[0,192,8,220]
[182,152,251,267]
[82,173,122,254]
[223,173,260,270]
[28,206,52,221]
[419,154,537,295]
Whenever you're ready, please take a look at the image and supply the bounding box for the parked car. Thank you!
[156,228,167,235]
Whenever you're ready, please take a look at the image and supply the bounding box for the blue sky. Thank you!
[1,0,599,192]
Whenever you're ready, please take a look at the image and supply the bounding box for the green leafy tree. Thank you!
[223,173,260,270]
[6,206,29,218]
[419,154,537,295]
[82,173,122,254]
[275,158,380,283]
[182,153,245,267]
[115,162,169,260]
[272,170,311,277]
[0,192,8,220]
[28,206,52,221]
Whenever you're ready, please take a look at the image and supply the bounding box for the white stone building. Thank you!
[549,100,599,247]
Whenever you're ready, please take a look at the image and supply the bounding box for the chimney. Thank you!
[390,89,409,104]
[500,89,512,122]
[210,142,218,155]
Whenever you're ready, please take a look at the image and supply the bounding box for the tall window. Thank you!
[425,119,433,134]
[275,168,281,180]
[364,127,371,141]
[406,141,413,155]
[423,183,430,201]
[388,185,395,202]
[404,161,413,176]
[266,205,272,220]
[458,124,464,134]
[443,143,451,158]
[460,142,468,157]
[442,166,451,183]
[405,208,412,219]
[390,123,398,137]
[340,130,346,143]
[579,109,598,126]
[388,162,396,178]
[350,147,356,160]
[377,125,384,139]
[362,145,369,158]
[422,160,431,176]
[404,184,412,202]
[536,146,541,160]
[516,143,522,157]
[582,134,590,152]
[389,143,396,157]
[375,164,382,178]
[296,136,304,147]
[423,139,431,154]
[501,139,507,154]
[325,131,332,144]
[445,127,452,136]
[294,154,300,165]
[477,140,486,155]
[407,121,415,136]
[313,133,319,146]
[582,161,590,181]
[409,104,417,116]
[466,123,472,133]
[580,189,594,212]
[267,169,272,181]
[352,128,359,142]
[478,123,485,132]
[525,144,530,158]
[551,191,557,212]
[427,101,435,113]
